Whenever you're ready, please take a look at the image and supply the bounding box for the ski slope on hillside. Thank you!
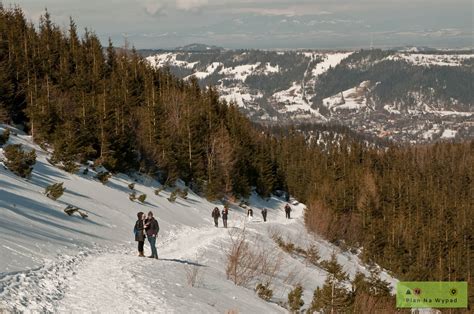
[0,125,397,313]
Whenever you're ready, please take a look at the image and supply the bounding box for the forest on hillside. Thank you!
[311,49,473,112]
[0,5,472,311]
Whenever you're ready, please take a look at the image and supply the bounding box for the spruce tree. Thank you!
[287,284,304,312]
[3,144,36,178]
[309,254,353,313]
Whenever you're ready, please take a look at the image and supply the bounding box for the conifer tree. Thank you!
[3,144,36,178]
[309,254,353,313]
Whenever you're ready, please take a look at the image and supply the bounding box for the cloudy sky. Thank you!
[10,0,473,49]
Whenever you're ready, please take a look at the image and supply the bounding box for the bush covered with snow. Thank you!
[95,171,111,184]
[3,144,36,178]
[0,128,10,146]
[45,182,65,200]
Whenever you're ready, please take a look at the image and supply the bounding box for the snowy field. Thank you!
[0,125,396,313]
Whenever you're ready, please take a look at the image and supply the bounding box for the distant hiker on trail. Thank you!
[134,212,146,257]
[144,211,159,259]
[261,208,267,222]
[285,204,291,219]
[222,206,229,228]
[247,208,253,218]
[212,207,220,227]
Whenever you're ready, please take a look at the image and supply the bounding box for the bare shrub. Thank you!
[225,227,283,287]
[184,258,203,287]
[282,266,303,288]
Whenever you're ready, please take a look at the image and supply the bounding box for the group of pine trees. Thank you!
[0,5,281,200]
[1,5,472,311]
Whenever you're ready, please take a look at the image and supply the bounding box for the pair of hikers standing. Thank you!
[134,211,159,259]
[212,206,229,228]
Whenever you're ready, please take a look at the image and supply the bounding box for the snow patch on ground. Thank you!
[323,81,372,112]
[386,53,473,67]
[185,62,223,80]
[219,86,263,108]
[312,52,353,77]
[272,82,323,119]
[219,63,261,81]
[440,129,457,139]
[147,53,198,69]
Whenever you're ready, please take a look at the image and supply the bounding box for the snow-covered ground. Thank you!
[272,82,320,116]
[219,63,261,81]
[311,52,353,77]
[147,53,198,69]
[322,81,373,112]
[385,53,473,67]
[0,125,397,312]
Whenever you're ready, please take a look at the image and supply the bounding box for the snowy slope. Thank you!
[385,53,473,67]
[310,52,353,77]
[0,125,396,313]
[322,81,374,112]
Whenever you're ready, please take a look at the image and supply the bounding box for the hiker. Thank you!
[144,211,159,259]
[133,212,146,257]
[212,207,221,227]
[285,204,291,219]
[261,208,267,222]
[247,208,253,217]
[222,206,229,228]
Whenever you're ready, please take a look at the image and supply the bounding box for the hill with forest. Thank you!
[1,5,473,312]
[143,48,473,143]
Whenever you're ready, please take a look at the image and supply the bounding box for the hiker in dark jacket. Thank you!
[134,212,146,257]
[212,207,220,227]
[222,206,229,228]
[285,204,291,219]
[247,208,253,217]
[261,208,267,222]
[144,211,159,259]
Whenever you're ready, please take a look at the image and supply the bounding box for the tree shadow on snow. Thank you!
[159,258,207,267]
[0,189,106,232]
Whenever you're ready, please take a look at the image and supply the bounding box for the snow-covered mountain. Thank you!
[0,125,396,312]
[143,48,473,143]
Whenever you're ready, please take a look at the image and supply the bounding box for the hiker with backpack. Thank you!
[222,206,229,228]
[144,211,159,259]
[134,212,146,257]
[212,207,221,227]
[285,204,291,219]
[261,208,267,222]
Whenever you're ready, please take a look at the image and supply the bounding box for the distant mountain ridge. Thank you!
[142,47,473,143]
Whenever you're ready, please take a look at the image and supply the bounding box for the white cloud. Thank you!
[135,0,167,15]
[176,0,209,10]
[135,0,208,14]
